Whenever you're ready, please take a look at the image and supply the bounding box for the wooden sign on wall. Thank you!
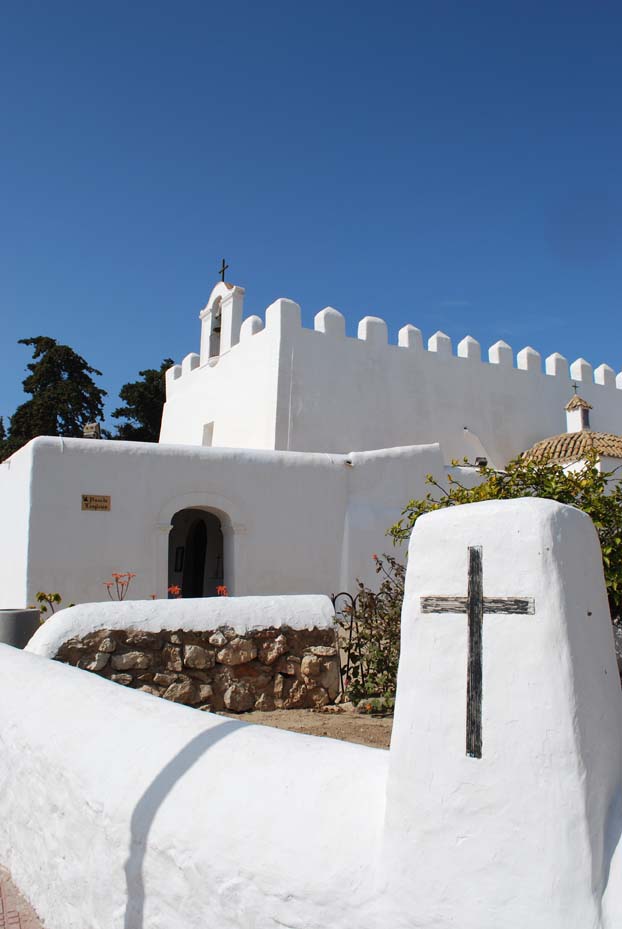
[81,494,111,512]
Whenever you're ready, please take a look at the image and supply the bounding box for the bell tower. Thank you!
[199,281,246,365]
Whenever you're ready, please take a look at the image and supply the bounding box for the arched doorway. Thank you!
[168,508,224,598]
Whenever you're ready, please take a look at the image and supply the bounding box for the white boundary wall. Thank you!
[2,500,622,927]
[0,442,33,608]
[0,646,387,929]
[26,594,335,658]
[161,286,622,466]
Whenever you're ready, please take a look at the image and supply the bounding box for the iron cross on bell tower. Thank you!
[218,258,229,282]
[420,546,535,759]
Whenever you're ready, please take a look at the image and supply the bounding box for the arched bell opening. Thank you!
[209,298,222,358]
[167,508,224,598]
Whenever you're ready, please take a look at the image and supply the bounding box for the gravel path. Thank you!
[220,707,393,749]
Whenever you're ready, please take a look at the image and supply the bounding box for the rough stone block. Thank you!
[82,630,117,651]
[223,682,255,712]
[273,673,288,702]
[309,645,337,657]
[301,654,322,679]
[111,651,151,671]
[125,631,161,649]
[319,658,341,700]
[254,692,276,712]
[138,685,161,697]
[183,644,215,669]
[259,633,288,665]
[162,646,183,672]
[285,681,329,709]
[216,637,257,666]
[77,652,110,672]
[274,655,301,677]
[163,680,197,704]
[196,684,214,704]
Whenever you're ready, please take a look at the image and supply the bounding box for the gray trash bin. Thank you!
[0,609,41,649]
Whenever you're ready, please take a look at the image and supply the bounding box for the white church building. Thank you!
[2,279,622,610]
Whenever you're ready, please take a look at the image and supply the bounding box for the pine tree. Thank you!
[112,358,174,442]
[0,417,7,460]
[2,337,106,460]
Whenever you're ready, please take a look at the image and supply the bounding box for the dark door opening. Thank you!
[168,508,224,598]
[183,519,207,597]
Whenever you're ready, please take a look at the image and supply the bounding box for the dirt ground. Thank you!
[219,708,393,749]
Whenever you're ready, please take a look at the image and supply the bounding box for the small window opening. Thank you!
[202,422,214,446]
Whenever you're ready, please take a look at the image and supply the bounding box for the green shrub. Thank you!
[336,553,404,704]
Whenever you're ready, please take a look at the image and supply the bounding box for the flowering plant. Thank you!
[104,572,136,601]
[168,585,182,599]
[216,584,229,596]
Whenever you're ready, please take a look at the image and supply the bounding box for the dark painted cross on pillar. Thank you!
[420,546,535,759]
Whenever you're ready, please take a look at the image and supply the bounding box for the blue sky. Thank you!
[1,1,621,426]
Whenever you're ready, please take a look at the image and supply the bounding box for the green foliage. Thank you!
[391,452,622,621]
[1,337,106,460]
[337,553,404,704]
[112,358,174,442]
[355,696,396,715]
[35,591,63,622]
[341,455,622,707]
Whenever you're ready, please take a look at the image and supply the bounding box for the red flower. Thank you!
[168,585,182,598]
[216,585,229,597]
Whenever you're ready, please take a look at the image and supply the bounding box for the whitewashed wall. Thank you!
[0,436,442,609]
[2,499,622,927]
[160,325,280,449]
[381,498,622,929]
[0,646,387,929]
[0,442,33,608]
[162,289,622,466]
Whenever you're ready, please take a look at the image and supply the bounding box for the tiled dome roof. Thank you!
[523,430,622,464]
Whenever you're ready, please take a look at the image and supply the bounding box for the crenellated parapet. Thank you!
[166,287,622,396]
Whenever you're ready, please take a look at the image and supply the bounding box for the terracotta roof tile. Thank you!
[523,430,622,463]
[565,395,593,412]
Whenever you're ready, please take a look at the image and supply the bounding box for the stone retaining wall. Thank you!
[54,625,341,711]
